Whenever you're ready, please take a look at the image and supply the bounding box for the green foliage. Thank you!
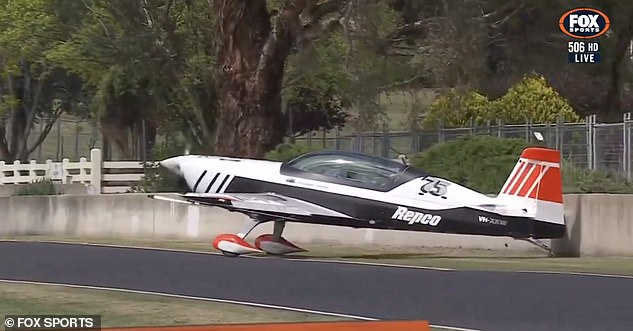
[423,89,491,128]
[423,74,581,128]
[0,0,87,161]
[562,161,633,193]
[284,31,352,136]
[410,135,532,193]
[491,74,581,124]
[13,178,58,196]
[128,139,197,193]
[128,162,184,193]
[264,142,321,162]
[46,0,218,155]
[409,135,633,194]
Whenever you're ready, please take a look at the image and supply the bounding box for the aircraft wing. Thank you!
[148,192,352,220]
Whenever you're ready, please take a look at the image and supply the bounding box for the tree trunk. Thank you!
[603,9,633,123]
[212,0,305,158]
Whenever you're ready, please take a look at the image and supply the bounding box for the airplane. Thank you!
[149,146,566,257]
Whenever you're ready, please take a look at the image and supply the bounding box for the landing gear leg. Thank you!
[254,220,306,255]
[519,238,555,257]
[272,220,285,241]
[237,217,263,239]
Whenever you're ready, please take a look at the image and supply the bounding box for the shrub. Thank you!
[13,178,58,196]
[490,73,581,124]
[129,138,198,193]
[422,73,581,128]
[128,161,187,193]
[409,135,633,194]
[561,161,633,193]
[409,135,532,193]
[423,89,492,128]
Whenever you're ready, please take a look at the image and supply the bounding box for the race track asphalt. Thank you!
[1,241,632,331]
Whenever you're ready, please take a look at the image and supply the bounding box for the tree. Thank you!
[0,0,85,161]
[211,0,347,158]
[282,28,351,137]
[49,0,218,159]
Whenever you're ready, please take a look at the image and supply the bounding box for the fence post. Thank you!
[90,148,102,194]
[585,115,592,170]
[624,112,632,180]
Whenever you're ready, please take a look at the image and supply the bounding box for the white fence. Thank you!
[0,149,146,194]
[0,149,410,195]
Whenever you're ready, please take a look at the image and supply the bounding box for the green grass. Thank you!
[0,271,451,331]
[4,236,633,277]
[0,282,346,327]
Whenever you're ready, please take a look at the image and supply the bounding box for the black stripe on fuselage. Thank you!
[217,175,230,193]
[205,173,221,193]
[223,176,565,239]
[193,170,208,192]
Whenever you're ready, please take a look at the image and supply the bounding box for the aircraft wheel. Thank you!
[254,234,307,255]
[212,233,262,256]
[220,250,241,257]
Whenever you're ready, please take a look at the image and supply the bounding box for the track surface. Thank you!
[2,242,632,331]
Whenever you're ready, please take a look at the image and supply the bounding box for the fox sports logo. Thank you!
[559,8,610,39]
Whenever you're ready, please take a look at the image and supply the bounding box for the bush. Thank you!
[128,161,188,193]
[422,74,581,128]
[409,135,533,193]
[264,141,321,162]
[128,138,198,193]
[562,161,633,193]
[490,73,581,124]
[409,135,633,194]
[13,178,58,196]
[423,89,491,128]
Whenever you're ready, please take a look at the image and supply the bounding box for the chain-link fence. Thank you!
[17,113,633,180]
[24,116,102,162]
[296,113,633,180]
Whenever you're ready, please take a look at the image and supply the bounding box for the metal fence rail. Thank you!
[296,113,633,180]
[12,113,633,180]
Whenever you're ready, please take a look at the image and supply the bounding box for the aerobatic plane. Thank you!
[149,146,566,257]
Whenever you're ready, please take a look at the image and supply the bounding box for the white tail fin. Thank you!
[497,147,564,226]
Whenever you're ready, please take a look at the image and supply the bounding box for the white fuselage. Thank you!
[165,155,528,218]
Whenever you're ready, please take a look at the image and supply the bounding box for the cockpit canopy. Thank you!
[281,150,429,191]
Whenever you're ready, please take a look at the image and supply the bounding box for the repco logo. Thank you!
[391,206,441,226]
[559,8,610,39]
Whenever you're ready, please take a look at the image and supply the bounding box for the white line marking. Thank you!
[0,279,485,331]
[431,326,488,331]
[0,239,226,256]
[5,240,631,280]
[289,258,454,271]
[0,279,375,320]
[0,240,453,271]
[516,270,633,280]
